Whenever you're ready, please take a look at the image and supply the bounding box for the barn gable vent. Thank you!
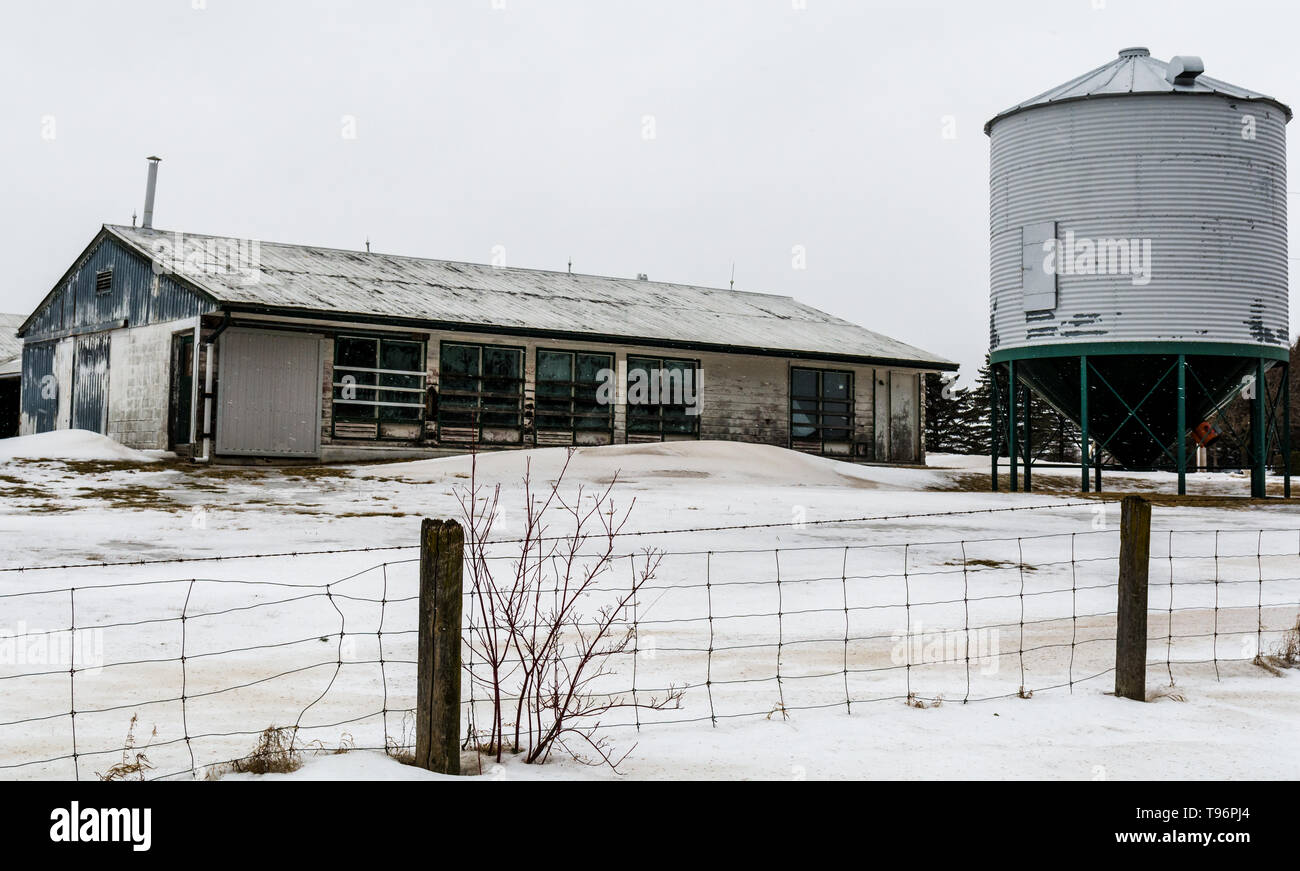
[95,268,114,295]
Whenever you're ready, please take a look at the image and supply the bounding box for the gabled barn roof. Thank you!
[91,225,954,369]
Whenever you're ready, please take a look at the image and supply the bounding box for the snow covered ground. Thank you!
[1,431,1297,780]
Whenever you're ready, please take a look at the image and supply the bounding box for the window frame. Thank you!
[436,340,526,443]
[534,347,615,441]
[789,366,855,452]
[331,333,428,440]
[625,355,702,440]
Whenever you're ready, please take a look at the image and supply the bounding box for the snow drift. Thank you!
[0,430,161,463]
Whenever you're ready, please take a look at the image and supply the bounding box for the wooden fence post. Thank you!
[416,518,464,774]
[1115,495,1151,701]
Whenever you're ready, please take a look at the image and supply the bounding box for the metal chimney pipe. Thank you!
[142,156,161,229]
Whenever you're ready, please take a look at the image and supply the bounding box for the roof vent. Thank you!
[636,273,648,281]
[1118,47,1150,58]
[1166,55,1205,86]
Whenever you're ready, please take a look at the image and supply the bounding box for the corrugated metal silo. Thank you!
[985,48,1292,495]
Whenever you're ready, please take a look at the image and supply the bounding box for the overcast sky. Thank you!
[1,0,1295,381]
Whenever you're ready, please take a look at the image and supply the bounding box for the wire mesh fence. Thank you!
[1,512,1297,779]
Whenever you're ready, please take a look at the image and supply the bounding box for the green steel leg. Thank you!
[1177,355,1186,496]
[991,366,999,492]
[1009,360,1018,492]
[1080,357,1089,494]
[1023,382,1032,492]
[1285,363,1292,500]
[1253,358,1267,498]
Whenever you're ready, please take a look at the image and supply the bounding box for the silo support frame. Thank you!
[1251,359,1267,498]
[1080,356,1089,493]
[990,365,1001,492]
[1088,360,1181,469]
[1022,382,1032,492]
[992,345,1289,497]
[1008,360,1018,492]
[1176,356,1187,496]
[1284,363,1292,500]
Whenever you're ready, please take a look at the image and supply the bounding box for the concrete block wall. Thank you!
[107,320,192,450]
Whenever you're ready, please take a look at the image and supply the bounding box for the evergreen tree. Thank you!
[957,354,1079,461]
[924,372,967,454]
[962,354,1002,456]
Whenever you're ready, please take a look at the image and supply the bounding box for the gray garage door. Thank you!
[215,328,322,457]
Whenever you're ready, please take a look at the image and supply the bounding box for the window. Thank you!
[791,367,853,447]
[438,342,524,438]
[95,268,114,295]
[332,336,426,432]
[536,349,614,436]
[626,356,701,438]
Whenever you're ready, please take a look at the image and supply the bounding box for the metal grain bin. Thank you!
[985,48,1291,485]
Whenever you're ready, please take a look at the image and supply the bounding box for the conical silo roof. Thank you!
[984,47,1292,133]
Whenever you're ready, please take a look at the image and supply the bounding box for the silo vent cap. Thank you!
[1166,55,1205,86]
[1118,46,1150,57]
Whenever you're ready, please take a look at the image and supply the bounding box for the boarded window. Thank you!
[332,335,426,435]
[626,356,700,438]
[536,349,614,435]
[438,342,524,439]
[791,367,853,449]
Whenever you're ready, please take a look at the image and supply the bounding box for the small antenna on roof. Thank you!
[131,210,137,228]
[365,237,371,253]
[729,261,735,290]
[567,257,572,274]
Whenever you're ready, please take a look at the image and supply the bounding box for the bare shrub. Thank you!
[457,449,682,771]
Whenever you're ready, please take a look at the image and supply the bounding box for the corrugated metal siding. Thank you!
[215,329,321,457]
[71,333,110,433]
[21,235,213,340]
[19,342,57,433]
[989,94,1288,353]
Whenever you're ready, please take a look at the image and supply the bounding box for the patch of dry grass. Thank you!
[1254,614,1300,674]
[72,485,185,512]
[208,726,303,778]
[943,557,1039,572]
[96,714,157,781]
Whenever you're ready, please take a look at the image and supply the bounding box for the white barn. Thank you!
[16,224,954,463]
